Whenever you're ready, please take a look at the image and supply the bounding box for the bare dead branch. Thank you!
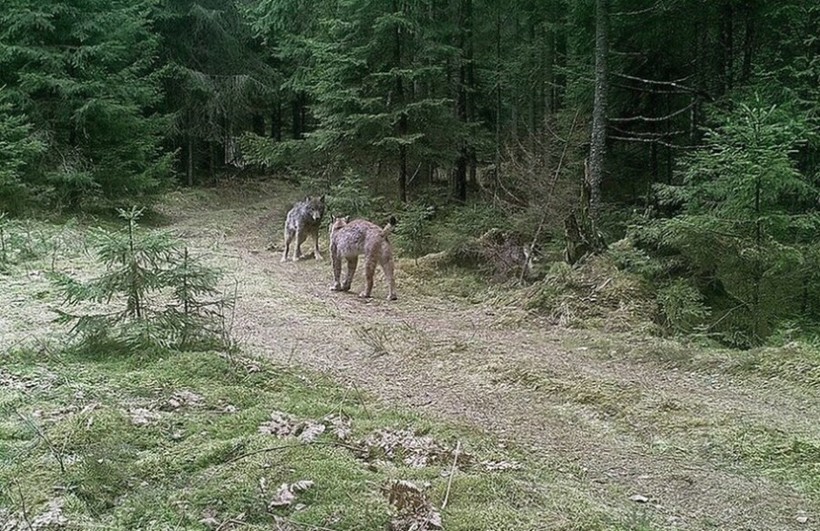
[615,73,712,100]
[612,2,663,17]
[16,410,66,475]
[610,101,696,123]
[609,125,686,137]
[441,440,461,510]
[609,135,698,149]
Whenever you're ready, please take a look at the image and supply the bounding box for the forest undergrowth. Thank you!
[1,181,818,530]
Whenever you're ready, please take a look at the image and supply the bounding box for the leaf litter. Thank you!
[268,480,315,509]
[383,480,443,531]
[258,411,521,474]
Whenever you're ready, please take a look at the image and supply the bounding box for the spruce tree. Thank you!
[0,0,172,209]
[653,98,820,344]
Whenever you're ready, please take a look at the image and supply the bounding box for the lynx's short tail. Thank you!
[381,215,398,237]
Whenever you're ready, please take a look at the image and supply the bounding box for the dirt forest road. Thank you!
[164,186,819,530]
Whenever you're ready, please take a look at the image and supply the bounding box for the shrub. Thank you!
[657,280,710,334]
[394,203,435,260]
[50,207,233,351]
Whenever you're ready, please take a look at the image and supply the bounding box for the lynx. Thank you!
[329,216,397,300]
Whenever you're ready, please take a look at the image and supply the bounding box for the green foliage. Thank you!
[657,280,710,334]
[648,98,820,344]
[0,0,172,209]
[435,203,512,251]
[239,134,313,171]
[0,345,551,530]
[326,171,381,220]
[50,207,231,351]
[395,203,435,260]
[0,92,46,214]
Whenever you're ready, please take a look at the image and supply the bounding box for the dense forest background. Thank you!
[1,0,819,346]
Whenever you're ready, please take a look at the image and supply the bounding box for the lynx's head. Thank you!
[328,215,350,239]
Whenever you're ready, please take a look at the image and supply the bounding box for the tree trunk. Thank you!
[252,113,265,136]
[452,0,471,203]
[741,3,755,82]
[186,135,194,187]
[291,95,302,139]
[394,0,408,203]
[588,0,609,220]
[564,160,606,264]
[721,1,734,93]
[271,101,282,141]
[494,4,502,171]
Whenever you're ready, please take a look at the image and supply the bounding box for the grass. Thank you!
[4,183,820,530]
[0,341,633,530]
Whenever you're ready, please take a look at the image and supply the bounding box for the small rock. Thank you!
[629,494,649,503]
[796,516,809,524]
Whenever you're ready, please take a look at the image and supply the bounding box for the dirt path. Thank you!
[165,187,819,530]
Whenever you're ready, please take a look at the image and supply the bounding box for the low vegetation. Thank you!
[0,343,559,530]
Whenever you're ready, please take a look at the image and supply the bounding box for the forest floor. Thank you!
[157,180,819,530]
[1,179,818,530]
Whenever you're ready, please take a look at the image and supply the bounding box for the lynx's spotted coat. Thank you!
[329,216,397,300]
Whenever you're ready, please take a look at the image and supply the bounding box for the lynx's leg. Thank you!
[359,256,377,298]
[342,257,357,291]
[282,228,294,262]
[382,255,397,301]
[330,246,343,291]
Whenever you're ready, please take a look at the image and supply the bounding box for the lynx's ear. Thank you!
[319,195,325,203]
[344,215,350,222]
[304,195,310,202]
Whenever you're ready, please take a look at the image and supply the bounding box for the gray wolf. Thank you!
[282,196,326,262]
[329,216,398,300]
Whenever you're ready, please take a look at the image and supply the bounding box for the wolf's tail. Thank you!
[382,215,398,237]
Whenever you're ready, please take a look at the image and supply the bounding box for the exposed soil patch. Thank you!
[153,184,819,529]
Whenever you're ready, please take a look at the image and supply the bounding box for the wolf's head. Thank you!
[303,195,326,222]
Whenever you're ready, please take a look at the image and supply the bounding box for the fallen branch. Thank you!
[441,441,461,510]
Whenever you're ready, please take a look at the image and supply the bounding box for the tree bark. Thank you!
[452,0,471,203]
[588,0,609,220]
[394,0,408,203]
[252,113,265,137]
[186,135,194,187]
[271,101,282,141]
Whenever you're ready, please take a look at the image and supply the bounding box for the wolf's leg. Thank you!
[293,229,305,261]
[282,228,294,262]
[313,231,323,260]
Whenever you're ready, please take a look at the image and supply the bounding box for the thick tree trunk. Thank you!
[565,160,606,264]
[721,2,734,93]
[741,3,755,82]
[452,0,471,203]
[394,0,408,203]
[291,95,303,139]
[270,101,282,141]
[252,113,265,137]
[588,0,609,220]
